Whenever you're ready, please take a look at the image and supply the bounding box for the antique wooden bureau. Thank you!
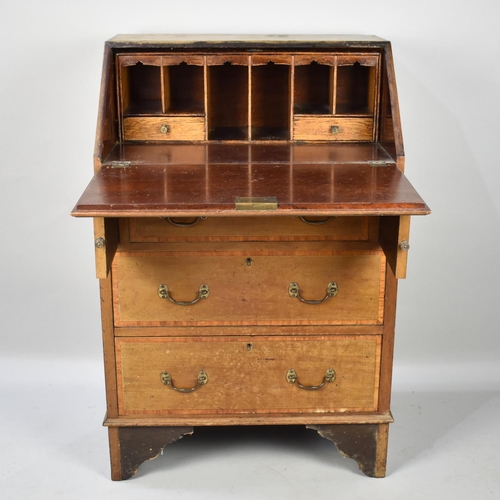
[72,35,429,480]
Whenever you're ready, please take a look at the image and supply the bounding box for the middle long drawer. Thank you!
[112,242,385,327]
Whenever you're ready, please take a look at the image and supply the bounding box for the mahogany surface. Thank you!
[73,161,428,217]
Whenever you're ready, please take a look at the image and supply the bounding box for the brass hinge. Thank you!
[235,196,278,211]
[368,161,389,167]
[109,161,131,168]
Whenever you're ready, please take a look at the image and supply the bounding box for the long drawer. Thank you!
[127,216,370,242]
[115,336,381,415]
[112,243,386,327]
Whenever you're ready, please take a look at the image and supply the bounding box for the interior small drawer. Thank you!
[123,116,205,141]
[293,116,374,141]
[115,335,381,415]
[112,243,385,327]
[128,216,370,242]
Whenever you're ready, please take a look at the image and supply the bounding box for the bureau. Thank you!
[72,35,429,480]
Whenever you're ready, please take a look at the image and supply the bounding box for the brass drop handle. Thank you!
[299,216,332,225]
[286,368,336,390]
[160,370,208,392]
[159,124,170,134]
[158,284,210,305]
[160,216,207,227]
[288,281,338,304]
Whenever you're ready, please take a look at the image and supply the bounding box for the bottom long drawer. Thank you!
[116,336,381,416]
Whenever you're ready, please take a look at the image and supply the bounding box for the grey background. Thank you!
[1,0,499,498]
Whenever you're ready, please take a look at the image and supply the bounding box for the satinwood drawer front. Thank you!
[123,116,205,141]
[115,336,381,415]
[128,216,370,243]
[293,117,374,141]
[112,243,386,327]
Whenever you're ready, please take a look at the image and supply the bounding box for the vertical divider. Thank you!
[290,56,295,140]
[203,56,208,141]
[248,56,252,141]
[248,143,252,198]
[160,57,166,114]
[290,56,295,200]
[332,55,338,115]
[116,57,124,142]
[372,55,381,142]
[205,144,209,201]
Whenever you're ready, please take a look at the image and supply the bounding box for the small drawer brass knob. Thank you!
[331,125,339,134]
[159,124,170,134]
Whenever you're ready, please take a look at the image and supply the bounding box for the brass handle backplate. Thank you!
[160,370,208,392]
[158,284,210,305]
[286,368,336,390]
[161,216,207,227]
[288,281,338,304]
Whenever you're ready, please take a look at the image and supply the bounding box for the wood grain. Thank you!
[94,43,117,171]
[100,275,119,418]
[128,216,369,242]
[123,116,205,141]
[111,244,386,327]
[293,116,374,141]
[308,424,387,477]
[118,426,193,480]
[72,160,430,217]
[104,412,394,427]
[115,335,381,415]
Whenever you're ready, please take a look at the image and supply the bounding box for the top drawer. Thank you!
[126,216,370,242]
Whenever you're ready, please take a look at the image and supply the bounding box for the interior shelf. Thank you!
[294,62,333,115]
[122,63,162,116]
[251,63,290,140]
[336,63,376,115]
[163,63,205,115]
[118,53,380,140]
[208,63,249,140]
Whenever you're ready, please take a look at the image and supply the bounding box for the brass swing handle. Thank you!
[158,284,210,305]
[160,216,207,227]
[160,370,208,393]
[288,281,338,304]
[286,368,336,390]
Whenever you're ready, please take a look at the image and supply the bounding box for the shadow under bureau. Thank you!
[72,35,429,480]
